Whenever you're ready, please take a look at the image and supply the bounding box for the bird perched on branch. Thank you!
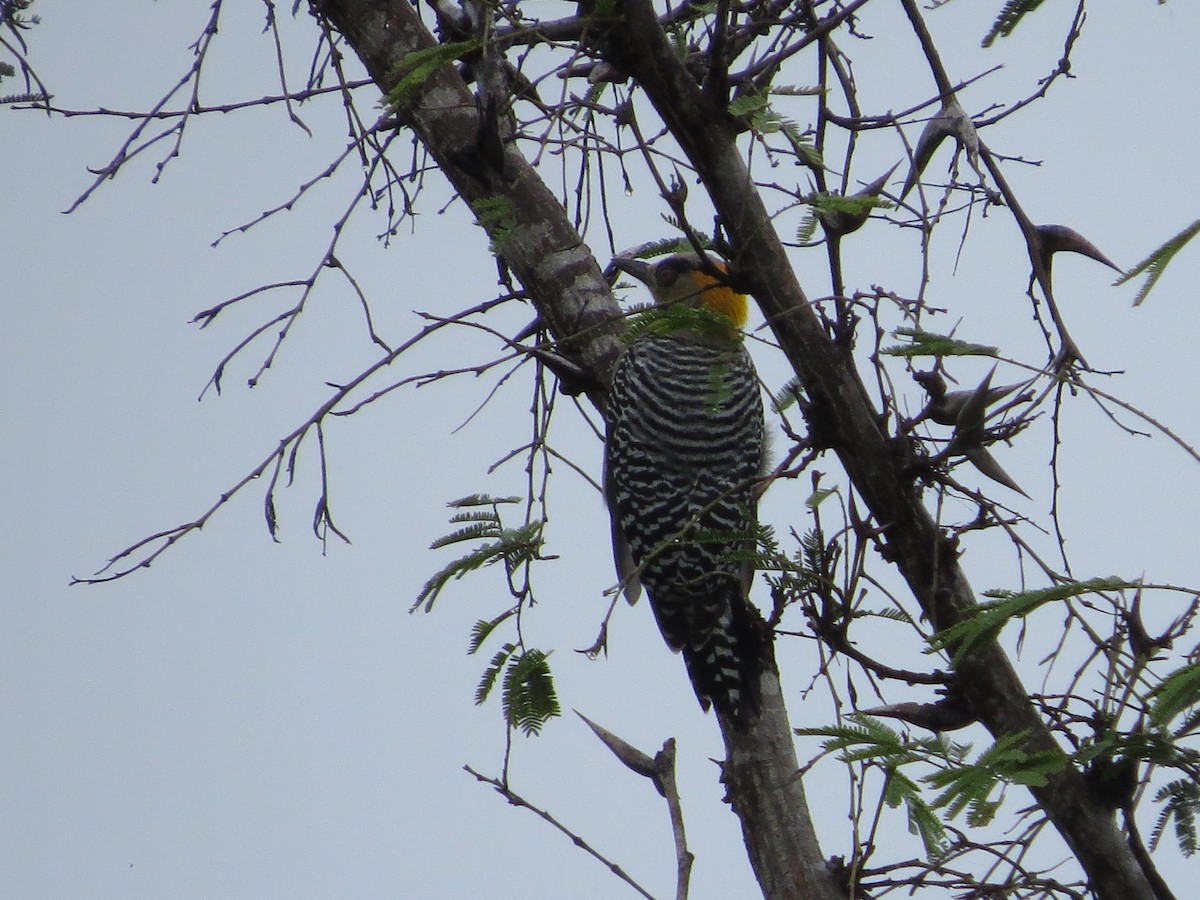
[604,251,768,725]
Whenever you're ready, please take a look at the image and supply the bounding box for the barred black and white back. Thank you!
[605,331,766,723]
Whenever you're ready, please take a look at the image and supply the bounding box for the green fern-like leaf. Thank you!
[797,716,940,767]
[925,731,1065,828]
[728,91,769,119]
[883,328,999,359]
[497,520,544,574]
[387,39,483,109]
[982,0,1048,48]
[1114,218,1200,306]
[502,649,561,736]
[781,118,822,167]
[1176,707,1200,741]
[472,195,518,253]
[880,768,949,856]
[811,191,891,220]
[415,519,544,612]
[1151,778,1200,856]
[769,84,825,97]
[429,521,502,550]
[805,488,838,510]
[1147,663,1200,730]
[928,576,1137,661]
[446,509,506,526]
[729,90,821,165]
[476,643,516,705]
[800,717,963,858]
[795,209,819,244]
[770,375,807,413]
[468,611,515,655]
[625,301,742,342]
[448,493,522,509]
[642,236,715,259]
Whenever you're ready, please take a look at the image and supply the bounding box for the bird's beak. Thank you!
[609,256,655,286]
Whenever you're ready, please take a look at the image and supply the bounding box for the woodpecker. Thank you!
[605,252,767,724]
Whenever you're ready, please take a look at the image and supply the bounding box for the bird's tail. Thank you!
[682,592,768,727]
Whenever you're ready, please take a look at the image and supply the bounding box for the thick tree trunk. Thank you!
[312,2,840,898]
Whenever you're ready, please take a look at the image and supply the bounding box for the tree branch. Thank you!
[588,3,1157,898]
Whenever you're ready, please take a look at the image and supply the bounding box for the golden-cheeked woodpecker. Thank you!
[605,252,767,724]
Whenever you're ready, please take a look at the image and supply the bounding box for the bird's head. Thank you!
[611,252,749,332]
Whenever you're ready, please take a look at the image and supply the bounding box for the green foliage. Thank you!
[756,524,841,612]
[798,717,949,854]
[924,731,1065,825]
[0,0,42,103]
[419,495,559,735]
[386,39,483,109]
[624,301,742,342]
[501,648,561,736]
[471,195,517,254]
[1151,778,1200,856]
[805,487,837,510]
[729,89,821,167]
[770,375,806,413]
[1114,218,1200,306]
[982,0,1048,48]
[468,610,514,655]
[414,494,541,613]
[1148,663,1200,730]
[886,769,948,856]
[799,717,1066,857]
[815,191,890,219]
[637,236,715,259]
[769,84,824,98]
[928,576,1138,661]
[795,213,818,245]
[473,643,561,735]
[797,192,893,243]
[689,524,761,571]
[883,328,999,359]
[476,642,516,705]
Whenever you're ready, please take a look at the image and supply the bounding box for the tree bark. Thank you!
[313,0,626,409]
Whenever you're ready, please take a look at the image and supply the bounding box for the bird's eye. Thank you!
[654,257,688,287]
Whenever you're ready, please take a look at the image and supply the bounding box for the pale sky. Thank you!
[4,3,1198,898]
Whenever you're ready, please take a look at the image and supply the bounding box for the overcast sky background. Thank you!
[4,3,1199,898]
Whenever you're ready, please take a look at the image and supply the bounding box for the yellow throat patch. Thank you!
[686,266,749,329]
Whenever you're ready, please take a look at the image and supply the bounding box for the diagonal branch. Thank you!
[587,2,1157,898]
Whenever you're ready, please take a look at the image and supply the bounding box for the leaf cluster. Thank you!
[386,39,483,110]
[799,716,1063,857]
[413,494,542,613]
[623,300,743,343]
[728,89,821,167]
[796,192,892,245]
[928,576,1139,661]
[883,328,999,359]
[1115,218,1200,306]
[416,494,561,736]
[982,0,1048,48]
[474,643,561,736]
